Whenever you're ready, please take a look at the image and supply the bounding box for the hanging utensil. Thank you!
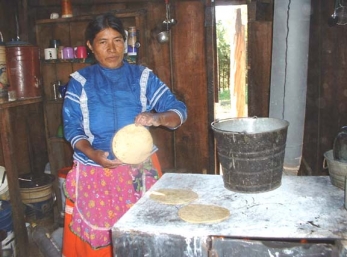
[15,13,20,42]
[157,0,177,44]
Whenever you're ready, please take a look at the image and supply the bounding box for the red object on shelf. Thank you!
[61,0,73,18]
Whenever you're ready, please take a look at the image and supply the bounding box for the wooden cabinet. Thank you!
[35,10,148,182]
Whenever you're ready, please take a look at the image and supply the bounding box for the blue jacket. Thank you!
[63,61,187,166]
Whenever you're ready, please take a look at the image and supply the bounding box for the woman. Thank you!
[62,13,187,257]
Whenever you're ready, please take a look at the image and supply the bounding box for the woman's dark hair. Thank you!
[85,13,126,44]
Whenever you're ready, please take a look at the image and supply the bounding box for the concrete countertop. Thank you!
[113,173,347,239]
[112,173,347,257]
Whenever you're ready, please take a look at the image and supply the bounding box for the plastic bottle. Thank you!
[127,26,137,56]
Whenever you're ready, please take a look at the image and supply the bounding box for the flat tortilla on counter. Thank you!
[112,124,153,165]
[178,204,230,224]
[149,189,198,205]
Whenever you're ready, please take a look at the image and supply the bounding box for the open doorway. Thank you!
[214,5,248,120]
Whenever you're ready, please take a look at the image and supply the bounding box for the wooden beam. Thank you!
[205,0,218,174]
[0,107,28,257]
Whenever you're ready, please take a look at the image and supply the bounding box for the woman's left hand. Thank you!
[135,112,160,127]
[135,111,181,129]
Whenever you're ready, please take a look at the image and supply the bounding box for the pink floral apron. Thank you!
[64,158,159,249]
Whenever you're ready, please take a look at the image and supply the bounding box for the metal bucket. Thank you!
[211,117,289,193]
[323,150,347,190]
[19,174,55,222]
[5,45,41,99]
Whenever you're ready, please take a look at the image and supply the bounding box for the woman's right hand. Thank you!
[93,150,123,169]
[75,139,123,169]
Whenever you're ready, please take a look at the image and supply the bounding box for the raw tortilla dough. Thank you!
[178,204,230,224]
[112,124,153,164]
[149,189,198,205]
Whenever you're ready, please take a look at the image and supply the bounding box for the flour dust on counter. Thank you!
[149,188,198,205]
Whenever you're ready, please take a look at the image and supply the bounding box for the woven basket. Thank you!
[323,150,347,190]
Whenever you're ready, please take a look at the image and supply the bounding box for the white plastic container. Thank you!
[0,166,9,201]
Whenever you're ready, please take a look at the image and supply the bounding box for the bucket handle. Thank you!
[322,157,328,170]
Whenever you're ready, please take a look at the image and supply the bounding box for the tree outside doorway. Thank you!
[215,5,248,120]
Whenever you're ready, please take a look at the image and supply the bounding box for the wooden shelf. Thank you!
[36,9,147,25]
[43,58,96,64]
[0,97,42,109]
[43,56,137,64]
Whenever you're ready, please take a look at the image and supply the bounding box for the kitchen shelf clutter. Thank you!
[36,9,147,179]
[43,58,95,64]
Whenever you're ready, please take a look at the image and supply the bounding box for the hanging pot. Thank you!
[156,0,177,44]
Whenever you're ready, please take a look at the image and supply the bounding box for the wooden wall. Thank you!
[247,1,273,118]
[300,0,347,175]
[0,1,17,42]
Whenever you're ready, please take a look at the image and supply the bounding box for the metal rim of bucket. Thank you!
[323,149,347,190]
[18,173,55,189]
[211,117,289,135]
[19,174,55,204]
[20,186,53,203]
[323,150,347,167]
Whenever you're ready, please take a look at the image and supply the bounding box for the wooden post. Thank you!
[0,101,42,257]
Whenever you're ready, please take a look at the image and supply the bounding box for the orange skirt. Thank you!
[62,154,162,257]
[62,198,112,257]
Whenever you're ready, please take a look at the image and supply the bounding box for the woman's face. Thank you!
[87,28,125,69]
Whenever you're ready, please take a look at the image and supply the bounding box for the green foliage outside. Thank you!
[216,20,231,93]
[219,89,230,101]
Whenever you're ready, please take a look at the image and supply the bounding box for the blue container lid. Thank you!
[0,201,12,231]
[0,201,11,219]
[0,220,13,232]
